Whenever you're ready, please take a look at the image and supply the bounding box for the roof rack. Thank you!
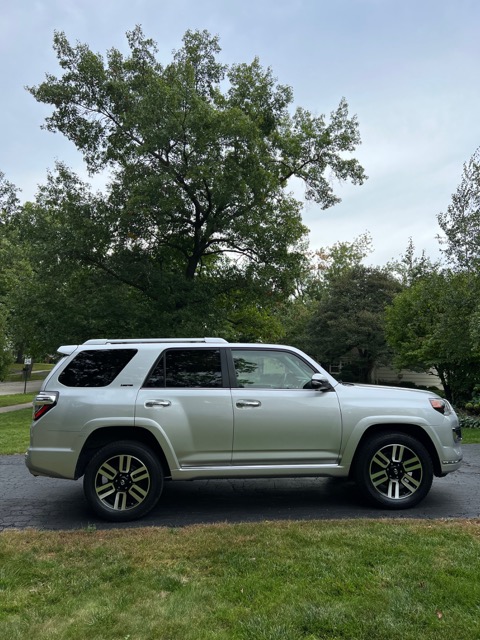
[83,337,229,345]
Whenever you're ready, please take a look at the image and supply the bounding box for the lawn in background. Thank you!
[4,362,53,383]
[0,393,35,408]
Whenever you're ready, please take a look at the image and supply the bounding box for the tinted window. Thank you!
[58,349,137,387]
[145,349,223,388]
[233,349,314,389]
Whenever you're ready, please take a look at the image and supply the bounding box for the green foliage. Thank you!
[305,265,401,382]
[386,151,480,403]
[0,172,26,373]
[281,233,374,353]
[385,271,480,402]
[313,231,373,284]
[387,237,440,286]
[13,27,366,349]
[458,411,480,431]
[438,147,480,271]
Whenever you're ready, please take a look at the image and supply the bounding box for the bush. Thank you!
[458,413,480,430]
[459,385,480,413]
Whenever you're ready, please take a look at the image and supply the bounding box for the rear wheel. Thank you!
[83,441,163,522]
[354,432,433,509]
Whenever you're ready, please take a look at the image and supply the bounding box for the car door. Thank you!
[135,347,234,467]
[230,348,342,465]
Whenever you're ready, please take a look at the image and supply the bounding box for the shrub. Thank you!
[458,413,480,430]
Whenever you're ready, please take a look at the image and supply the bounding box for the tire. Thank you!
[83,440,164,522]
[354,432,433,509]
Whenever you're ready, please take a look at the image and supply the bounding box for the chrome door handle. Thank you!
[145,400,171,408]
[236,400,261,408]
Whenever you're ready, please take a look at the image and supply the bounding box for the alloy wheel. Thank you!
[369,443,423,500]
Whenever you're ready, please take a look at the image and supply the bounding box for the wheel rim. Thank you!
[94,454,151,511]
[369,443,423,500]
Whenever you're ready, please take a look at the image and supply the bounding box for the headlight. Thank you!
[429,397,452,416]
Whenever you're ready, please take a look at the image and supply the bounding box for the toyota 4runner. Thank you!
[26,338,463,521]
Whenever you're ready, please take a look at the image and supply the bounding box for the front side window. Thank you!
[144,349,223,388]
[58,349,137,387]
[233,349,315,389]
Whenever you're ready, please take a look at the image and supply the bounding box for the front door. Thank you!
[230,348,342,465]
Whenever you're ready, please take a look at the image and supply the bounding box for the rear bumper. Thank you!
[25,448,77,480]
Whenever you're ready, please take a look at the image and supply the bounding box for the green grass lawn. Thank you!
[1,520,480,639]
[460,428,480,443]
[0,408,31,454]
[4,362,53,382]
[0,393,35,408]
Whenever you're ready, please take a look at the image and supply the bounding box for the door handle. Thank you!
[145,400,171,408]
[236,400,261,408]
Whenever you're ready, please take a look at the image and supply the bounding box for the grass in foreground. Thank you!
[1,521,480,640]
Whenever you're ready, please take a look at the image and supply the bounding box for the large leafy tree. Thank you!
[304,265,401,383]
[385,271,480,402]
[20,27,366,343]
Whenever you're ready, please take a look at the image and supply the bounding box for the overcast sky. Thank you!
[1,0,479,265]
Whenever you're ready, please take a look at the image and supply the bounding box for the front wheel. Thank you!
[84,441,164,522]
[354,433,433,509]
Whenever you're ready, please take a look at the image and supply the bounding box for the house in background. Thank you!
[371,365,442,389]
[326,359,442,390]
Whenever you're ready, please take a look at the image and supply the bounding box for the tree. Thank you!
[282,233,373,352]
[438,147,480,272]
[21,27,366,343]
[385,271,480,402]
[305,265,401,383]
[0,172,23,375]
[312,232,373,285]
[387,237,440,287]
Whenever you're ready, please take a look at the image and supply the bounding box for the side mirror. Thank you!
[311,373,333,392]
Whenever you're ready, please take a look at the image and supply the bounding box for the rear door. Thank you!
[135,347,234,467]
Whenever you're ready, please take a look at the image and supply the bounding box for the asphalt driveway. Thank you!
[1,445,479,531]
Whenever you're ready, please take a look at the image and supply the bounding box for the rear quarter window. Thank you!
[58,349,137,387]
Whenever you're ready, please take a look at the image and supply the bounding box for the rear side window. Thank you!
[58,349,137,387]
[144,349,223,388]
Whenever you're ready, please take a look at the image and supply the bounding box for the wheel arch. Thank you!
[349,423,442,478]
[75,426,171,480]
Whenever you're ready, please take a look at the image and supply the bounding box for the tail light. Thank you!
[33,392,59,421]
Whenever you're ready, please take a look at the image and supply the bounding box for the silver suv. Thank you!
[26,338,462,521]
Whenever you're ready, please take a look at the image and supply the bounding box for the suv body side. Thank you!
[26,341,462,484]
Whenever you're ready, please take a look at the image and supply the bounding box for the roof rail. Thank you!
[83,337,229,345]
